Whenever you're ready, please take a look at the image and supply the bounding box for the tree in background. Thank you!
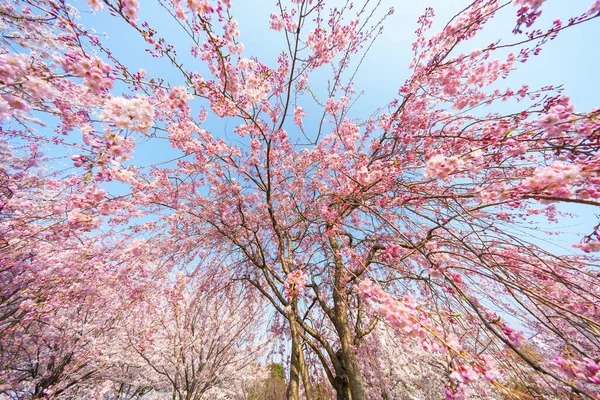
[120,272,265,400]
[1,0,600,399]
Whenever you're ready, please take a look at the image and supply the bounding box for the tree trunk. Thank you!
[338,341,366,400]
[299,340,313,400]
[334,373,352,400]
[331,344,365,400]
[329,236,367,400]
[287,315,302,400]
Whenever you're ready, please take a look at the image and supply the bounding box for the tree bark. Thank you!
[299,341,314,400]
[330,236,367,400]
[287,300,315,400]
[286,318,301,400]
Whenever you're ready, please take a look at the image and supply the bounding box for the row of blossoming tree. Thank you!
[1,0,599,398]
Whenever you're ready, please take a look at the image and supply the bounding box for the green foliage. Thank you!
[271,363,284,380]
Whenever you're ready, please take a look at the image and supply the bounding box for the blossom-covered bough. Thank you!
[1,0,599,399]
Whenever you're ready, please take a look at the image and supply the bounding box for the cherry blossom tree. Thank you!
[0,143,96,398]
[1,0,600,399]
[120,272,265,400]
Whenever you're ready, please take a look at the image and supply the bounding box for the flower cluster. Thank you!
[104,134,135,165]
[185,0,214,16]
[210,95,238,118]
[586,0,600,16]
[551,356,600,384]
[513,0,546,12]
[0,53,27,82]
[167,86,194,112]
[238,59,271,104]
[242,72,271,103]
[293,106,306,127]
[449,364,479,385]
[284,269,307,301]
[573,240,600,253]
[445,354,500,399]
[513,0,545,31]
[382,243,403,260]
[0,54,56,118]
[424,155,465,180]
[501,324,526,348]
[357,279,422,336]
[71,154,88,168]
[121,0,141,22]
[61,52,114,94]
[356,166,382,186]
[536,98,575,138]
[85,0,103,11]
[325,96,350,117]
[269,12,297,32]
[519,161,583,196]
[0,95,28,118]
[337,119,360,151]
[22,77,55,100]
[67,208,101,231]
[269,14,285,31]
[100,96,155,134]
[306,19,359,67]
[72,132,135,170]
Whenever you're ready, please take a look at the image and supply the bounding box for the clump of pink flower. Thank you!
[121,0,140,22]
[519,161,583,196]
[0,53,27,82]
[535,98,575,138]
[0,94,29,118]
[105,134,135,164]
[100,95,155,134]
[501,324,526,348]
[306,19,359,67]
[586,0,600,16]
[167,86,194,112]
[449,364,479,384]
[61,52,114,94]
[573,240,600,253]
[513,0,546,12]
[424,154,465,180]
[284,269,307,301]
[551,356,600,384]
[269,14,285,31]
[238,59,271,104]
[512,0,545,31]
[85,0,103,11]
[336,119,360,151]
[67,208,101,231]
[185,0,213,16]
[356,279,422,336]
[356,165,382,186]
[293,106,306,127]
[23,77,55,100]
